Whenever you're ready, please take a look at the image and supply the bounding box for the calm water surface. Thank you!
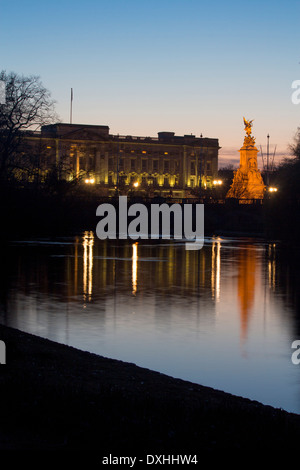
[1,233,300,414]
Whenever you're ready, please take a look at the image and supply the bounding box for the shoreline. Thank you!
[1,323,300,451]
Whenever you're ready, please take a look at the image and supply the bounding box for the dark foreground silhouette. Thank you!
[0,324,300,452]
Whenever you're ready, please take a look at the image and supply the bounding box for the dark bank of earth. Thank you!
[1,324,300,452]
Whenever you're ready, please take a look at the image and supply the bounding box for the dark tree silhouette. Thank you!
[217,164,235,196]
[271,128,300,200]
[0,70,58,179]
[289,127,300,160]
[263,128,300,241]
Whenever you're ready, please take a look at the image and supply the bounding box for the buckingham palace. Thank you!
[24,123,220,198]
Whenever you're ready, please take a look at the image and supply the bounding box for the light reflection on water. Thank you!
[1,233,300,414]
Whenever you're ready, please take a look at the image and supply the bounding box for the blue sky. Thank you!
[1,0,300,165]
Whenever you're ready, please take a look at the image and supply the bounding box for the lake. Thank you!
[1,232,300,414]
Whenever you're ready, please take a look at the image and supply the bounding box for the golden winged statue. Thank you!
[243,117,253,136]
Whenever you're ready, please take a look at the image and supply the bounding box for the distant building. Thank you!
[25,123,220,197]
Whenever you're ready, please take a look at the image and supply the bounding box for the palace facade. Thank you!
[25,123,220,197]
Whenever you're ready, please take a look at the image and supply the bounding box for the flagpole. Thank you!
[70,88,73,124]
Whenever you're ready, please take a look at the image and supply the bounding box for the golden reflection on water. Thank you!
[268,243,276,291]
[237,247,256,341]
[83,231,94,302]
[69,235,279,344]
[211,237,221,302]
[132,242,138,295]
[2,233,289,390]
[5,234,300,414]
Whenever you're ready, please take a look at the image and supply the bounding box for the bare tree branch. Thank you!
[0,70,59,179]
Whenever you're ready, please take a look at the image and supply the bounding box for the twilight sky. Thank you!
[1,0,300,166]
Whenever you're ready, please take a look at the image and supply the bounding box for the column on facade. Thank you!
[183,146,188,188]
[95,150,101,184]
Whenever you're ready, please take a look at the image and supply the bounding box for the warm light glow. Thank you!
[85,178,95,184]
[213,180,223,185]
[133,181,139,188]
[237,246,256,342]
[211,238,221,302]
[268,243,276,290]
[83,231,94,302]
[268,187,278,192]
[132,242,138,295]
